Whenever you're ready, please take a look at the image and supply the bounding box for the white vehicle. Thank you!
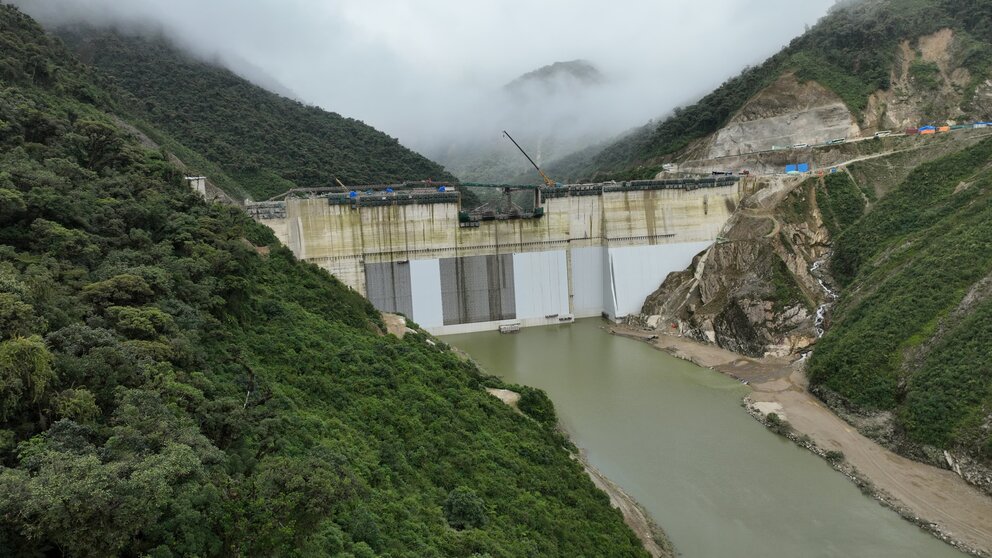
[792,143,809,149]
[874,130,893,137]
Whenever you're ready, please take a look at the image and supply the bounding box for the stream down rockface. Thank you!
[444,319,966,558]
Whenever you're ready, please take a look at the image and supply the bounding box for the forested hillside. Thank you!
[545,0,992,182]
[0,6,647,556]
[808,137,992,471]
[54,28,455,201]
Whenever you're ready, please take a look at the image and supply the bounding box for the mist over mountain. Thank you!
[10,0,835,180]
[427,59,618,183]
[505,59,605,94]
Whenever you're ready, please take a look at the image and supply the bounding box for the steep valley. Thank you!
[4,0,992,556]
[0,7,650,557]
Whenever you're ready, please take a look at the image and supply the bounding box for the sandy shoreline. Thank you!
[612,324,992,558]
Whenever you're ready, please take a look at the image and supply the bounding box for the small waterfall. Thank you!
[810,258,837,338]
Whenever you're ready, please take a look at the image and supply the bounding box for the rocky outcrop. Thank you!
[973,79,992,118]
[634,177,834,358]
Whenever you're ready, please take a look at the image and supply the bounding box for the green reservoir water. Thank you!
[444,319,965,558]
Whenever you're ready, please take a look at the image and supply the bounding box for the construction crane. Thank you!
[502,130,558,194]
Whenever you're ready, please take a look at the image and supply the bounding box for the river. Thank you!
[443,319,966,558]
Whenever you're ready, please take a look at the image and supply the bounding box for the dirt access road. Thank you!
[614,326,992,557]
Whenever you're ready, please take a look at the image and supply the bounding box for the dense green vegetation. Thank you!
[816,173,867,236]
[769,256,810,313]
[909,59,942,90]
[54,29,456,201]
[809,137,992,456]
[546,0,992,182]
[0,7,648,556]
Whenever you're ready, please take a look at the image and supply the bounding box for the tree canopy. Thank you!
[56,28,457,201]
[0,6,646,556]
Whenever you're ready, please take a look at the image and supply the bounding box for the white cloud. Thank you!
[14,0,836,153]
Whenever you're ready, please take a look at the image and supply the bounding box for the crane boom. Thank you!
[503,130,557,189]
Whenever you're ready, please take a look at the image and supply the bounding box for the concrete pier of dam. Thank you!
[248,180,744,334]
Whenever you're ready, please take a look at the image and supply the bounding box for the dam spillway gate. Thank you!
[247,178,742,334]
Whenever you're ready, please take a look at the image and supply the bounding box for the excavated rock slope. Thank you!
[634,128,992,359]
[707,74,861,159]
[633,27,992,360]
[679,28,987,173]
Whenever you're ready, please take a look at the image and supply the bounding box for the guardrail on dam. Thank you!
[247,179,742,335]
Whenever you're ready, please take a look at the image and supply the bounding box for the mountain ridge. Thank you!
[433,59,611,186]
[542,0,992,182]
[55,27,457,201]
[504,59,604,92]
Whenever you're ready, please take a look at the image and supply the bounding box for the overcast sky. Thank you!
[15,0,836,153]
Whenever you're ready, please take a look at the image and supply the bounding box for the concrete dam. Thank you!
[248,179,743,334]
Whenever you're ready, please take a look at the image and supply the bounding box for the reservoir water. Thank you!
[444,319,966,558]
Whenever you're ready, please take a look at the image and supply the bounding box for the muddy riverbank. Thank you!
[612,325,992,557]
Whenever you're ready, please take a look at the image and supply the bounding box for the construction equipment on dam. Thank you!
[453,130,559,220]
[502,130,558,189]
[457,182,543,225]
[246,173,744,335]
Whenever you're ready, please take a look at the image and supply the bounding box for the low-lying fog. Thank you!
[16,0,836,178]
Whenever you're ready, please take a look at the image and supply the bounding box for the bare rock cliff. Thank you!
[634,177,835,357]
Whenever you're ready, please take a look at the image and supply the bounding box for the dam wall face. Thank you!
[251,184,739,334]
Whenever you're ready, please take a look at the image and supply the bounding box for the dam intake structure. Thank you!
[248,177,743,334]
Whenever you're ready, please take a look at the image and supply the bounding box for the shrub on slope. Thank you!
[0,7,646,556]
